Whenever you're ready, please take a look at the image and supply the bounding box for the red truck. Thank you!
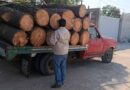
[0,24,116,77]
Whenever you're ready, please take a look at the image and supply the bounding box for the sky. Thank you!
[83,0,130,13]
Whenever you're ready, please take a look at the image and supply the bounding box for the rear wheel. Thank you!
[35,54,54,75]
[102,48,113,63]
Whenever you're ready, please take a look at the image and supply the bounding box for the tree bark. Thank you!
[0,23,28,46]
[5,4,49,27]
[39,4,87,17]
[0,6,33,31]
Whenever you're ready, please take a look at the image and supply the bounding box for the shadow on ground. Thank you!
[68,58,130,90]
[0,57,129,90]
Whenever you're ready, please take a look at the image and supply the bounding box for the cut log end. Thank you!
[20,14,34,32]
[79,31,90,46]
[31,27,46,47]
[12,31,28,47]
[70,32,79,45]
[63,17,74,30]
[62,10,74,30]
[62,10,75,19]
[83,17,90,30]
[50,13,61,29]
[79,5,87,18]
[73,18,82,32]
[35,9,49,26]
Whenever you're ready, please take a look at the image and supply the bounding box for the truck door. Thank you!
[85,27,103,57]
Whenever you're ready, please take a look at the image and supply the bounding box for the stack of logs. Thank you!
[0,3,90,47]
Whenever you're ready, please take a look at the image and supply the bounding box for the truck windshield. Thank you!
[88,27,99,39]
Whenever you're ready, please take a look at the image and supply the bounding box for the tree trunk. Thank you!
[50,13,61,30]
[70,31,79,45]
[39,5,75,30]
[62,10,75,30]
[73,18,82,32]
[5,4,49,27]
[83,17,90,30]
[0,23,28,46]
[0,6,33,31]
[40,4,87,17]
[30,27,46,47]
[79,30,90,45]
[48,9,75,30]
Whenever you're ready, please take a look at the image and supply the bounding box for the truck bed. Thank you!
[0,40,88,60]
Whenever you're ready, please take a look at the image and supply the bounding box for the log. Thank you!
[64,17,74,30]
[40,4,87,18]
[73,18,82,32]
[70,31,79,45]
[50,13,61,29]
[46,30,54,45]
[5,4,49,27]
[39,5,75,30]
[0,6,33,31]
[0,23,28,46]
[62,9,75,19]
[30,27,46,47]
[62,10,75,30]
[79,30,90,46]
[83,17,90,30]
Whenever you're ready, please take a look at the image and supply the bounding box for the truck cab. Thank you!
[80,25,117,62]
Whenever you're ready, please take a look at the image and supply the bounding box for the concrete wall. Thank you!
[119,13,130,42]
[99,16,120,41]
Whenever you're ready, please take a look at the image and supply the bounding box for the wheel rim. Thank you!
[106,49,113,61]
[47,59,54,74]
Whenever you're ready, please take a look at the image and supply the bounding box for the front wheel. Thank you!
[102,48,113,63]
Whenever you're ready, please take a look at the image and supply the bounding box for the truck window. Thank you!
[88,27,99,39]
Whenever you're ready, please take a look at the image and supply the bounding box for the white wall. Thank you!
[119,13,130,42]
[99,16,120,41]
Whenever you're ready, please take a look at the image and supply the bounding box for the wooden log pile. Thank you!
[0,3,90,47]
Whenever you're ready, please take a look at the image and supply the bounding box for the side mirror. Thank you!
[97,34,101,38]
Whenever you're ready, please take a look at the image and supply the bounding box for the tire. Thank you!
[102,48,113,63]
[39,54,54,75]
[20,58,31,77]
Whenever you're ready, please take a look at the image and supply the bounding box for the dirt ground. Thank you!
[0,43,130,90]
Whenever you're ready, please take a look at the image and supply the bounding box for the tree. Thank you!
[102,5,120,18]
[35,0,81,4]
[12,0,31,4]
[12,0,81,5]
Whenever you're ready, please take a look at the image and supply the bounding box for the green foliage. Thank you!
[12,0,31,4]
[102,5,120,18]
[12,0,81,5]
